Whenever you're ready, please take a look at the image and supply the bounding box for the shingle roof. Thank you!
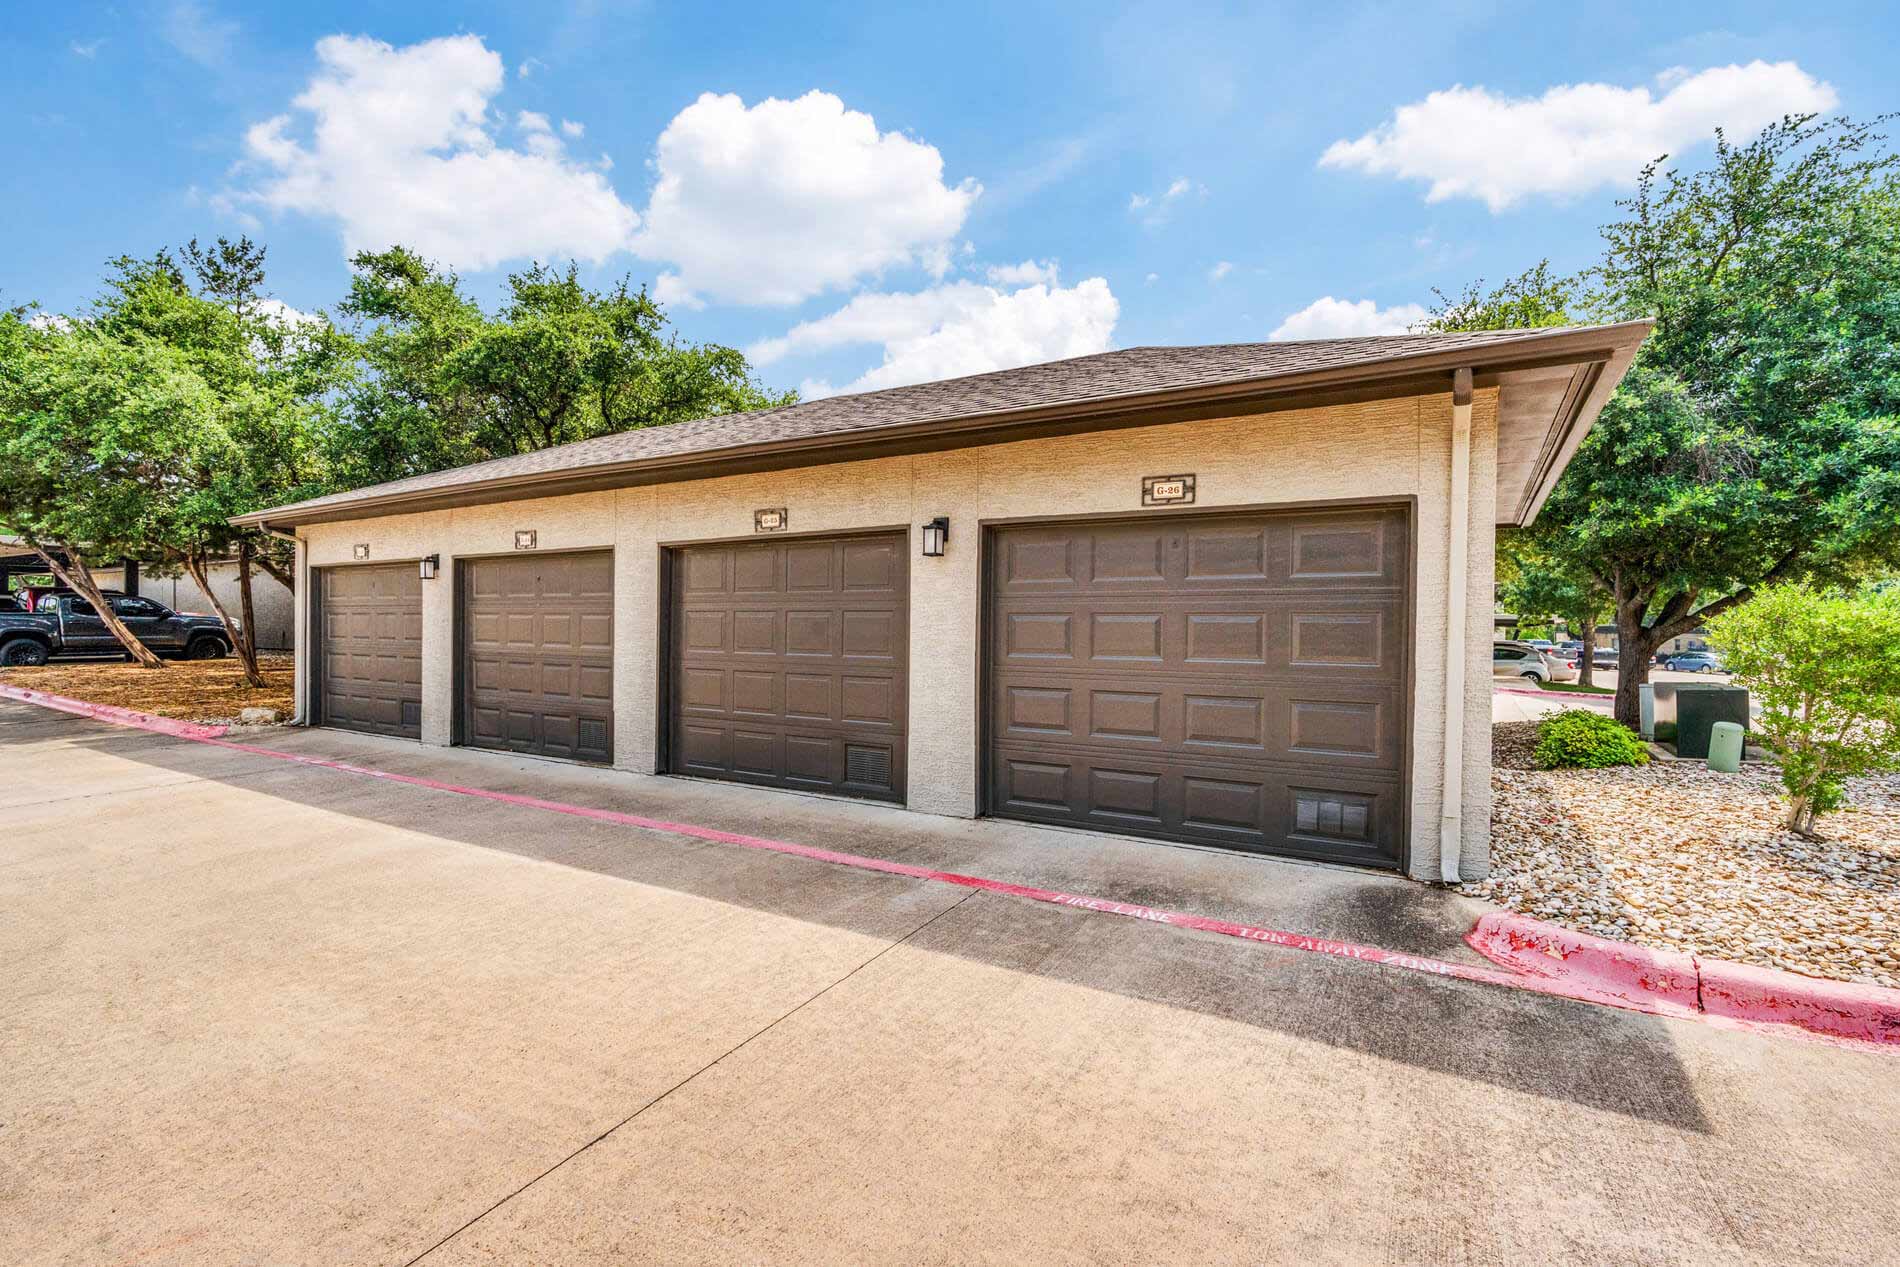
[243,324,1641,523]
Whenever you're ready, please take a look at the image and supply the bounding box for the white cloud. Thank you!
[229,34,639,271]
[1144,272,1159,284]
[1269,296,1428,341]
[560,119,584,138]
[634,90,980,307]
[1207,261,1233,283]
[984,258,1058,287]
[70,39,102,58]
[751,274,1118,397]
[517,57,546,79]
[1320,60,1837,211]
[162,1,236,68]
[1127,175,1205,225]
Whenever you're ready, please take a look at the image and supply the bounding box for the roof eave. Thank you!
[232,321,1654,530]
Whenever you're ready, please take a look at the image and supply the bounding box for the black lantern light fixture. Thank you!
[921,516,950,557]
[419,554,440,580]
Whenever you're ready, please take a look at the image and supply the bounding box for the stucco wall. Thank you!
[299,387,1500,880]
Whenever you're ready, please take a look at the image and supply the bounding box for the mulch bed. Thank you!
[0,655,294,725]
[1471,721,1900,987]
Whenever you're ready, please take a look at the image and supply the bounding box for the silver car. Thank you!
[1493,640,1577,684]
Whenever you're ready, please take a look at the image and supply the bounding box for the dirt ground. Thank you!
[0,653,293,723]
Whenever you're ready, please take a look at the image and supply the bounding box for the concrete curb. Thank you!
[1492,684,1613,707]
[1468,912,1900,1048]
[0,683,229,741]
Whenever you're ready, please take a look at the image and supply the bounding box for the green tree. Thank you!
[0,306,215,667]
[1496,529,1612,687]
[89,242,351,685]
[332,249,793,487]
[1707,584,1900,836]
[1417,259,1576,334]
[1437,117,1900,725]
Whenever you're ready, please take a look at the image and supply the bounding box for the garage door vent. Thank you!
[846,744,893,791]
[1292,789,1373,842]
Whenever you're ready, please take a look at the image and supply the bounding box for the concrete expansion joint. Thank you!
[401,887,978,1265]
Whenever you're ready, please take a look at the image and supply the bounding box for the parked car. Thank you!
[1662,650,1725,673]
[0,592,230,667]
[1493,640,1570,684]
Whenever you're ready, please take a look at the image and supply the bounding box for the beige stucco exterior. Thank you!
[295,387,1500,881]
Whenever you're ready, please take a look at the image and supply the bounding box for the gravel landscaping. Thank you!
[1471,721,1900,988]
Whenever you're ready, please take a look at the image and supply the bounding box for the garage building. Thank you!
[236,325,1648,882]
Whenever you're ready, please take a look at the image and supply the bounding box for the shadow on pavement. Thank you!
[1,702,1715,1133]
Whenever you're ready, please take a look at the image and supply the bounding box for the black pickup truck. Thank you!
[0,592,231,666]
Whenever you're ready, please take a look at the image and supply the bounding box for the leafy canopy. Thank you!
[332,248,794,488]
[1429,115,1900,724]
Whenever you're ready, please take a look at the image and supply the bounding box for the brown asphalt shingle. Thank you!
[250,326,1618,519]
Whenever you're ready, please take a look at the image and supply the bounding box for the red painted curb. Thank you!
[1697,957,1900,1048]
[1466,913,1700,1018]
[0,683,229,741]
[1467,913,1900,1048]
[8,685,1896,1052]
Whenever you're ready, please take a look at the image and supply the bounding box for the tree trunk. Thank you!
[184,550,266,688]
[33,542,168,668]
[236,541,260,668]
[1611,588,1660,729]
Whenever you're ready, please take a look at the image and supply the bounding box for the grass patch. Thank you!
[1541,681,1614,695]
[0,654,293,723]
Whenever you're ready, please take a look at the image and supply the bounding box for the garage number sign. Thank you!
[1142,474,1196,506]
[754,508,788,533]
[514,530,538,550]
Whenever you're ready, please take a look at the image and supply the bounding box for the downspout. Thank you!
[1440,368,1473,884]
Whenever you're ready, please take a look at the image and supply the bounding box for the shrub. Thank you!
[1534,709,1650,769]
[1707,584,1900,836]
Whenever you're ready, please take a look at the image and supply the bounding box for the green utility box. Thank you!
[1674,684,1749,759]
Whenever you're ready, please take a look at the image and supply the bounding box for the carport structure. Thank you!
[235,324,1649,882]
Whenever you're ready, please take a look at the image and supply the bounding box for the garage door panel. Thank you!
[460,552,613,764]
[733,610,777,654]
[1286,516,1394,581]
[670,533,907,802]
[989,507,1409,865]
[318,564,423,740]
[785,673,834,720]
[842,538,902,590]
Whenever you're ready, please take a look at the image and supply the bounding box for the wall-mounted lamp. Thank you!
[921,516,950,558]
[419,554,440,580]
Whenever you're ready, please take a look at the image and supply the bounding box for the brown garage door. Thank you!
[669,533,907,802]
[987,506,1410,867]
[460,552,614,763]
[317,564,423,739]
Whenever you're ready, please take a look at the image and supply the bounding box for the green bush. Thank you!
[1533,709,1651,769]
[1708,584,1900,836]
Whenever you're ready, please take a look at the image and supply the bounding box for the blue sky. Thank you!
[4,1,1896,398]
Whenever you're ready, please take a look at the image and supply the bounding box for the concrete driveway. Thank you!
[3,699,1896,1266]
